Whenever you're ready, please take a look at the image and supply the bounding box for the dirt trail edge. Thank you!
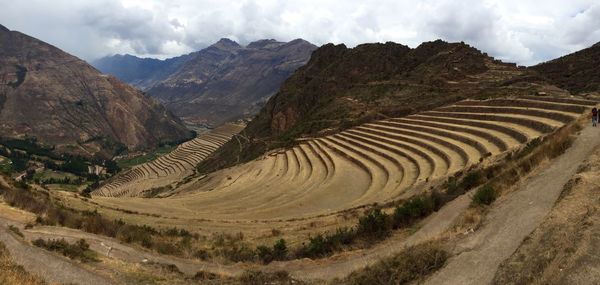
[424,124,599,285]
[0,219,115,285]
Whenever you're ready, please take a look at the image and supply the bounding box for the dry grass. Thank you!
[337,241,448,285]
[0,242,46,285]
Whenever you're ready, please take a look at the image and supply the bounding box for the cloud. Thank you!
[0,0,598,65]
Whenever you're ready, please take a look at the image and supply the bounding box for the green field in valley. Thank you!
[116,145,176,169]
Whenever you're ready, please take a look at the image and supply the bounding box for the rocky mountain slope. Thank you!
[532,42,600,94]
[198,40,561,172]
[148,38,316,127]
[0,24,192,158]
[92,53,192,90]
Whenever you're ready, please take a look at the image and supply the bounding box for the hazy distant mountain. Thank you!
[92,53,193,90]
[95,38,317,127]
[0,24,192,158]
[148,38,316,127]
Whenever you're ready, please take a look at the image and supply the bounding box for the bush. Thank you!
[255,239,287,263]
[32,238,98,262]
[238,270,294,285]
[342,241,448,285]
[473,185,497,205]
[393,196,436,228]
[460,170,483,189]
[356,209,389,238]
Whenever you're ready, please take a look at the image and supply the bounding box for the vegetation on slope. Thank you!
[492,142,600,284]
[532,41,600,94]
[339,241,448,285]
[198,39,548,173]
[0,242,46,285]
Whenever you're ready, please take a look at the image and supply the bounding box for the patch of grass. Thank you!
[340,241,448,285]
[116,145,176,169]
[238,270,297,285]
[32,238,98,262]
[0,241,46,285]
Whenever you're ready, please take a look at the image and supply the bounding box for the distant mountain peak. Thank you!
[247,39,282,49]
[0,24,9,32]
[212,38,241,50]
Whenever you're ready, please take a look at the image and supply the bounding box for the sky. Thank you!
[1,0,599,65]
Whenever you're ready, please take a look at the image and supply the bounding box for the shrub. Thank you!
[193,270,219,281]
[393,196,435,228]
[342,241,448,285]
[460,170,484,190]
[356,209,389,238]
[238,270,294,285]
[32,238,98,262]
[473,185,497,206]
[272,239,287,261]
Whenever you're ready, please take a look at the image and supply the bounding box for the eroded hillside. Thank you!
[532,42,600,94]
[0,24,192,158]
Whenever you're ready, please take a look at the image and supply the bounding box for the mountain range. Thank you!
[0,24,192,158]
[198,40,568,172]
[93,38,317,127]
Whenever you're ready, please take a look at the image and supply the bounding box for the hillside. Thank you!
[92,53,192,90]
[0,24,192,158]
[198,40,558,172]
[146,38,317,127]
[532,42,600,94]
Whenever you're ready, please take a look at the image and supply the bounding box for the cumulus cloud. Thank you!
[0,0,599,65]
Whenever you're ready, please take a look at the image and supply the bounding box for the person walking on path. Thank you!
[592,107,598,127]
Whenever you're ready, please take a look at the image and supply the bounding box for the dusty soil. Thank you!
[492,146,600,284]
[0,217,115,285]
[424,123,600,285]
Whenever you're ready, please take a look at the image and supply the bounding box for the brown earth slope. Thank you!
[199,39,561,173]
[0,24,192,158]
[532,42,600,94]
[146,38,317,127]
[492,145,600,284]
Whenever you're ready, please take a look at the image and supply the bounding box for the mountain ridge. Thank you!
[197,39,560,172]
[0,24,192,158]
[532,41,600,94]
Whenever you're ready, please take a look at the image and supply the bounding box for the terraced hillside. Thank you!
[92,96,594,222]
[94,123,244,197]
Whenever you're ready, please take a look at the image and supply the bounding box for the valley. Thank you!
[1,12,600,284]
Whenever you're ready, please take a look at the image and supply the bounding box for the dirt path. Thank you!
[424,124,600,285]
[0,218,115,285]
[265,190,474,280]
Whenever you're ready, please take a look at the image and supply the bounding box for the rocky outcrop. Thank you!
[0,25,192,158]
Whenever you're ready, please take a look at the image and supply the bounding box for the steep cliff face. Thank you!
[199,40,551,172]
[0,24,192,158]
[532,42,600,94]
[146,38,317,126]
